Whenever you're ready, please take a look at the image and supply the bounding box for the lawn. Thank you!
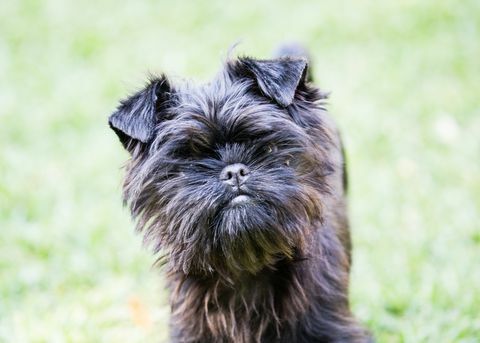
[1,0,479,342]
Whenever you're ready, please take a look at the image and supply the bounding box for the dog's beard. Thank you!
[211,201,291,274]
[132,165,321,278]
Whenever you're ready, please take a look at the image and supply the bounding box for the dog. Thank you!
[108,45,372,342]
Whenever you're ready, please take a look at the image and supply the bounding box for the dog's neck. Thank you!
[167,257,312,342]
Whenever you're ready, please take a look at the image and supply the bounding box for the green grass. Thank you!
[1,0,479,341]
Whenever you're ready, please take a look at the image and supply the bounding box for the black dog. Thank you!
[109,46,372,342]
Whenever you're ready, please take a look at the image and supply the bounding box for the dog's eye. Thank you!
[284,153,295,167]
[265,144,277,154]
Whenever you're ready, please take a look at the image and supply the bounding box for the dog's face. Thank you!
[109,57,337,277]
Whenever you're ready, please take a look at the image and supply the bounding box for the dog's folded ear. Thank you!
[239,57,308,107]
[109,75,171,151]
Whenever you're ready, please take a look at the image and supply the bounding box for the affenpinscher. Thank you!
[109,46,372,342]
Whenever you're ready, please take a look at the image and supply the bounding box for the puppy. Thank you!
[109,47,372,342]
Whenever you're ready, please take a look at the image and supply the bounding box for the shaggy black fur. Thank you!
[109,47,372,342]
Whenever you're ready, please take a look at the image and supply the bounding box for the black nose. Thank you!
[220,163,250,187]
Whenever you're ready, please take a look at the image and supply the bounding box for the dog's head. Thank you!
[109,57,340,278]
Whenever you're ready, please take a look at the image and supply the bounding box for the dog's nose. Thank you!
[220,163,250,186]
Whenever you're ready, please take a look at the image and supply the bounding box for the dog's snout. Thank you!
[220,163,250,186]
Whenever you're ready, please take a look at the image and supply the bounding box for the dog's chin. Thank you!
[205,200,302,276]
[166,189,314,277]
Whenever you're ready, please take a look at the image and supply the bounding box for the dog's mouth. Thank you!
[230,194,251,205]
[226,186,257,207]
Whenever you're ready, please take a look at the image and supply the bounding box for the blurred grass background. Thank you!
[1,0,479,342]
